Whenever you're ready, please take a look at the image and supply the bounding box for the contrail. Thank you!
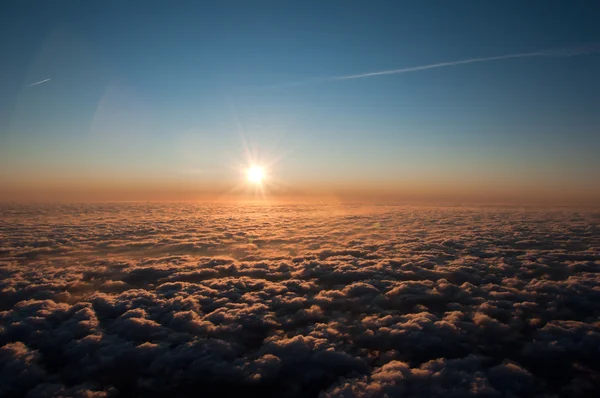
[334,43,600,80]
[27,78,51,87]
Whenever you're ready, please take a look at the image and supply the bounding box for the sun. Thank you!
[246,165,265,184]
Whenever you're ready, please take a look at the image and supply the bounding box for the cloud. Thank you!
[0,203,599,396]
[334,43,600,80]
[27,78,51,87]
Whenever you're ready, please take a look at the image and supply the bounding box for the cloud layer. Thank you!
[1,203,599,397]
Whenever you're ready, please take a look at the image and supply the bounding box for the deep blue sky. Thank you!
[1,1,599,198]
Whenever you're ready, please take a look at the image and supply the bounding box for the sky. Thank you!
[1,1,599,203]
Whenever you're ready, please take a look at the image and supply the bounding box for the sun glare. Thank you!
[246,166,265,184]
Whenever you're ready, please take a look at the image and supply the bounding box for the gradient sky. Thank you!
[1,1,599,202]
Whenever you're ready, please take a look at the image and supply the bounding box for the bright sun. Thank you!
[246,166,265,184]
